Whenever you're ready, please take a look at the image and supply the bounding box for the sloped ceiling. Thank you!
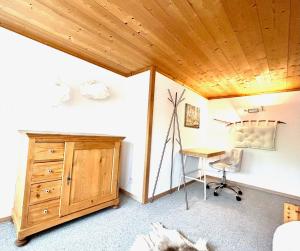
[0,0,299,99]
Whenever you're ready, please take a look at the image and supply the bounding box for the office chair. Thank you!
[206,148,243,201]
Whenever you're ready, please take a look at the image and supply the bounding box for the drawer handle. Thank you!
[47,169,53,174]
[43,209,48,214]
[49,149,55,154]
[44,189,50,193]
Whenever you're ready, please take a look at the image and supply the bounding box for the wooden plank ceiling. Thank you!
[0,0,300,99]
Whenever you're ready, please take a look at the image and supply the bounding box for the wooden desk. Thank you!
[178,148,225,200]
[181,148,225,158]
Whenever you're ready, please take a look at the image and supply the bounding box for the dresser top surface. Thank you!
[18,130,125,140]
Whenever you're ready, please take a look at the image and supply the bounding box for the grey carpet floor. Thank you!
[1,183,299,251]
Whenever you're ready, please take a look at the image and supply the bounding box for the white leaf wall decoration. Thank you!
[80,80,110,100]
[50,81,71,107]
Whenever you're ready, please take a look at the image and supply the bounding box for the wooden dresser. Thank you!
[12,131,125,246]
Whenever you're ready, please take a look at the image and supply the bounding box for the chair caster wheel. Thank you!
[236,196,242,201]
[213,192,218,196]
[206,185,210,189]
[238,191,243,195]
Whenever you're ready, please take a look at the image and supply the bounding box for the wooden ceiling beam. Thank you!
[208,85,300,100]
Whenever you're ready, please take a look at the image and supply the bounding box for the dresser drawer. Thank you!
[33,143,65,161]
[27,199,59,226]
[29,180,61,205]
[31,161,63,183]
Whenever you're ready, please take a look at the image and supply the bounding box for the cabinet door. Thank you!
[60,141,120,216]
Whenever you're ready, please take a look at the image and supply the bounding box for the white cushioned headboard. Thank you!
[229,121,278,150]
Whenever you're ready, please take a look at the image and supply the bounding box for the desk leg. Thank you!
[201,157,207,200]
[197,157,205,200]
[177,155,187,191]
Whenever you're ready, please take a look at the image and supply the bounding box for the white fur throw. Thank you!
[130,223,209,251]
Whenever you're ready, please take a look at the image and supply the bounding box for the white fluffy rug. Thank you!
[130,223,209,251]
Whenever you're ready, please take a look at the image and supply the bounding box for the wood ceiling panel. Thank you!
[37,0,151,68]
[287,0,300,88]
[92,0,206,84]
[0,9,132,75]
[221,0,272,94]
[3,0,146,71]
[155,0,236,95]
[0,0,299,99]
[108,0,220,85]
[188,0,253,83]
[256,0,290,81]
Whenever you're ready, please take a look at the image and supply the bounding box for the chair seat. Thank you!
[209,148,243,173]
[210,161,237,172]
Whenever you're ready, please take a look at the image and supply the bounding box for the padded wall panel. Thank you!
[229,121,278,150]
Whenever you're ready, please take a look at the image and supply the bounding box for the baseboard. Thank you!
[148,178,198,202]
[206,175,300,201]
[120,188,141,202]
[0,216,12,223]
[147,175,300,202]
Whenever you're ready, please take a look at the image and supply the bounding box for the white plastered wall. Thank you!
[0,28,149,217]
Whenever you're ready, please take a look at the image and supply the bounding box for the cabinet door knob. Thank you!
[47,169,53,174]
[49,149,55,153]
[44,189,50,193]
[43,209,48,214]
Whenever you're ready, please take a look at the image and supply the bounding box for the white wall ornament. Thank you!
[49,81,71,107]
[80,80,110,100]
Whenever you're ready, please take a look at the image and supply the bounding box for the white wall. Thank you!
[207,92,300,197]
[148,73,209,197]
[0,28,150,217]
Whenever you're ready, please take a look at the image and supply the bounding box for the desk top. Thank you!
[181,148,225,158]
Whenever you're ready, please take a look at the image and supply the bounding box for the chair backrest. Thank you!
[229,148,243,171]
